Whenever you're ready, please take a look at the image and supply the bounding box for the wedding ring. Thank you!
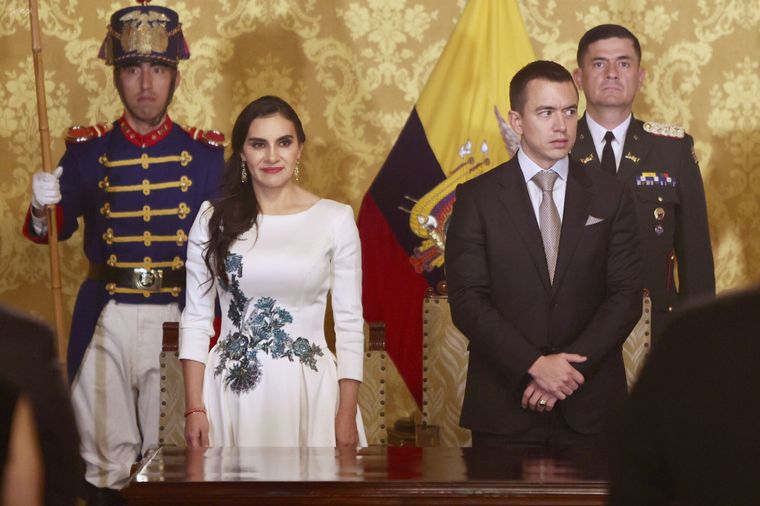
[538,399,547,407]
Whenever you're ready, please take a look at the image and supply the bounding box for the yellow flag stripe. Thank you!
[416,0,535,176]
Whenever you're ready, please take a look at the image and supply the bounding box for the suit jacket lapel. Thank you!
[552,160,593,294]
[618,116,652,180]
[496,158,552,293]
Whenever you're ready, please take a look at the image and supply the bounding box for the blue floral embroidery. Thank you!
[215,253,324,394]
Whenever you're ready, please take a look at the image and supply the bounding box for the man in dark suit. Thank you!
[446,60,641,447]
[571,24,714,340]
[0,305,81,506]
[608,285,760,505]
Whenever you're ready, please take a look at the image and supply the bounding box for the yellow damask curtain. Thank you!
[0,0,757,328]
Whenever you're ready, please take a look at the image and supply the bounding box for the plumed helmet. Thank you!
[98,1,190,67]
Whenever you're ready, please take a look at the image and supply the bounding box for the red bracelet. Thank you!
[184,407,207,417]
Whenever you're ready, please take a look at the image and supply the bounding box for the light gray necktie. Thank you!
[533,170,561,284]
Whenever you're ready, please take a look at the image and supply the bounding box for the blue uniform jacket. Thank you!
[24,117,223,381]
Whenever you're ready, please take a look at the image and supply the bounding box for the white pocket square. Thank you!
[585,215,604,226]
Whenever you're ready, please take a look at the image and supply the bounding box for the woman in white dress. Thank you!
[180,95,366,448]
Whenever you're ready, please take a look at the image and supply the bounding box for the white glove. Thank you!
[31,166,63,210]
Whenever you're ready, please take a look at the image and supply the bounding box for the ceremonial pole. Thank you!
[28,0,68,369]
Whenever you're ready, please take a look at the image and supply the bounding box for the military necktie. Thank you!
[533,170,561,284]
[602,130,616,176]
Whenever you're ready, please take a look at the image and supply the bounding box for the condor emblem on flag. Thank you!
[401,139,493,274]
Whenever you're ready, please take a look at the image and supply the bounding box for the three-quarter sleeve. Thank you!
[330,205,365,382]
[179,200,217,364]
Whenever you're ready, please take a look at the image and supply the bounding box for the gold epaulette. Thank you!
[643,121,685,139]
[65,123,114,144]
[179,125,226,149]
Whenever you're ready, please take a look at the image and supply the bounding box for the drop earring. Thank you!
[294,159,301,181]
[241,158,248,183]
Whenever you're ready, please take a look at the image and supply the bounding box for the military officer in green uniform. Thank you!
[571,24,714,340]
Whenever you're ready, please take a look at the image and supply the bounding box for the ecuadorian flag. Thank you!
[358,0,536,405]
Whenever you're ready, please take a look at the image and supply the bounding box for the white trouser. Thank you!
[71,300,181,490]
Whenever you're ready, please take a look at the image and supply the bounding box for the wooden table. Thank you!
[123,446,608,505]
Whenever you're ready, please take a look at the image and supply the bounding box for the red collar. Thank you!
[118,115,173,148]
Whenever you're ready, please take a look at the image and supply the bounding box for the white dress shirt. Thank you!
[586,113,632,173]
[517,149,568,225]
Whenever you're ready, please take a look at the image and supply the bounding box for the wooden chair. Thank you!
[359,323,388,446]
[158,322,185,446]
[622,290,652,390]
[422,290,471,447]
[421,289,653,447]
[158,322,388,447]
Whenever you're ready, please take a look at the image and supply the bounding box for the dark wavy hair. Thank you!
[204,95,306,287]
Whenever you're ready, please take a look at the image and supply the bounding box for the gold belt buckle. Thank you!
[133,268,163,292]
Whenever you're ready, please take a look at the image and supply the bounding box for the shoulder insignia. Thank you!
[65,123,113,144]
[643,121,685,139]
[180,125,226,149]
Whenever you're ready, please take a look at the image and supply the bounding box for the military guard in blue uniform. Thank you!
[24,2,223,504]
[571,24,715,340]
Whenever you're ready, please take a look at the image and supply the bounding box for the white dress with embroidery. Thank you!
[180,199,366,447]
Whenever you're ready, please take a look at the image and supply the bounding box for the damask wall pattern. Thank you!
[0,0,757,330]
